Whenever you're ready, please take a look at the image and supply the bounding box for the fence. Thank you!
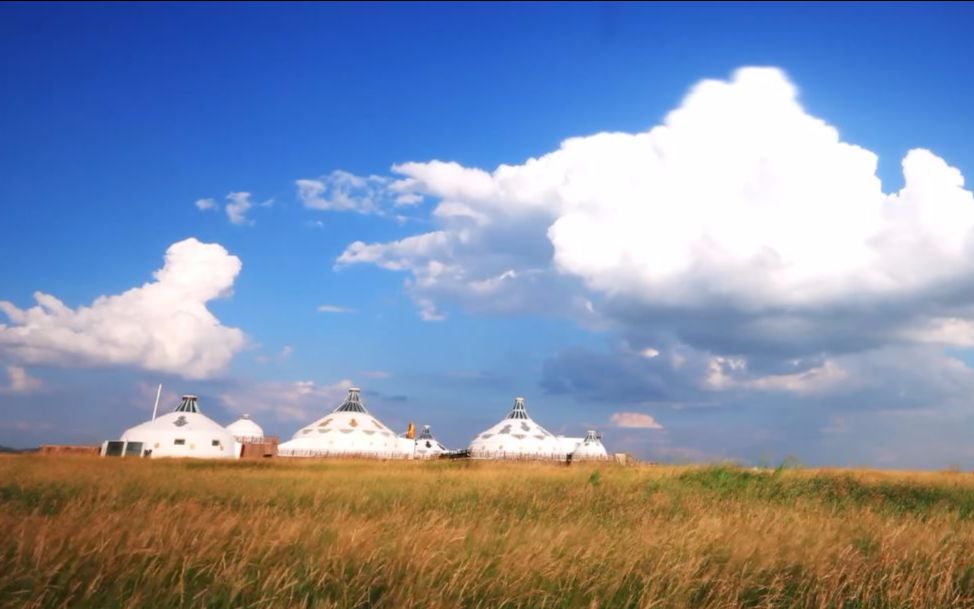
[277,448,414,460]
[39,445,101,456]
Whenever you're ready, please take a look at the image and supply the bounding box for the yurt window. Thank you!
[211,440,221,447]
[174,439,186,445]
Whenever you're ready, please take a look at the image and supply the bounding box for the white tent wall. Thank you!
[226,414,265,443]
[119,395,238,459]
[414,425,448,459]
[468,397,566,460]
[279,388,410,458]
[556,436,584,455]
[396,436,416,459]
[571,430,610,460]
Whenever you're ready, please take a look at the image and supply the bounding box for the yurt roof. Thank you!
[572,429,608,459]
[279,388,403,456]
[468,397,563,457]
[226,413,264,438]
[124,395,230,435]
[174,395,200,413]
[415,425,448,453]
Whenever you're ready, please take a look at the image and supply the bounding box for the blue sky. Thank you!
[3,2,974,468]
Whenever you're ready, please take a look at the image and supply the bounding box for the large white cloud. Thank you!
[335,68,974,360]
[0,238,245,379]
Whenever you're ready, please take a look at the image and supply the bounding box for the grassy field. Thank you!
[3,457,974,608]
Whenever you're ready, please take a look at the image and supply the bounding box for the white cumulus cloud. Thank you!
[610,412,664,429]
[0,238,245,379]
[334,67,974,363]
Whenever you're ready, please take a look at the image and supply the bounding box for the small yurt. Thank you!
[571,430,609,460]
[226,413,264,443]
[278,387,402,458]
[468,397,563,460]
[413,425,448,459]
[119,395,237,459]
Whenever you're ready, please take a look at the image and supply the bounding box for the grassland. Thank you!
[3,457,974,608]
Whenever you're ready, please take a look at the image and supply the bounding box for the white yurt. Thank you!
[278,387,402,458]
[226,413,264,443]
[119,395,238,459]
[556,435,584,455]
[396,435,416,458]
[413,425,448,459]
[571,430,609,460]
[468,397,563,460]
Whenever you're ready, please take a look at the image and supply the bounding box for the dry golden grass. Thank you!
[2,456,974,608]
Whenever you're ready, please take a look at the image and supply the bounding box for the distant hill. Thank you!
[0,445,37,454]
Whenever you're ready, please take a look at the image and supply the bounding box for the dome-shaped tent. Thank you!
[571,430,609,460]
[556,435,584,454]
[226,414,264,442]
[278,388,403,458]
[468,397,563,460]
[413,425,448,459]
[120,395,238,459]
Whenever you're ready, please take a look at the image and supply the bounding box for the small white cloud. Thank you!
[417,297,445,321]
[610,412,664,429]
[0,366,41,394]
[195,193,269,225]
[317,305,356,314]
[226,192,254,226]
[297,171,390,214]
[642,347,660,359]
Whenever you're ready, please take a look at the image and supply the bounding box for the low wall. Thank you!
[39,445,100,456]
[239,436,279,459]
